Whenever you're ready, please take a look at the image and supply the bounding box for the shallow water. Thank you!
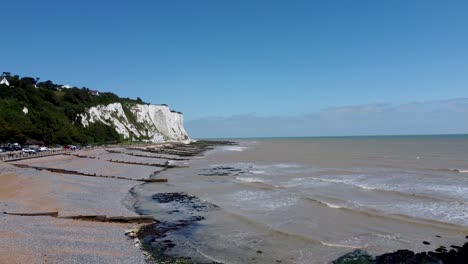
[133,136,468,263]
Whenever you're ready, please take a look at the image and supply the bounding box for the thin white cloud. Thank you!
[185,98,468,138]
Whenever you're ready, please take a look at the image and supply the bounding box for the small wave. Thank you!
[322,202,343,209]
[301,196,345,209]
[249,170,266,174]
[431,168,468,173]
[298,190,468,228]
[227,190,298,210]
[304,177,450,203]
[320,242,364,249]
[370,233,412,244]
[271,163,301,169]
[222,210,367,249]
[183,241,228,264]
[233,179,278,190]
[234,162,301,169]
[221,146,248,152]
[235,177,265,183]
[301,195,468,232]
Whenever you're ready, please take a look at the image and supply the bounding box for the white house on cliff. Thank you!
[0,76,9,86]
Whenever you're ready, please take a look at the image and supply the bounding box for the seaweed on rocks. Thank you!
[198,166,246,177]
[375,250,441,264]
[137,221,223,264]
[333,239,468,264]
[332,250,374,264]
[136,192,221,264]
[133,192,218,264]
[151,192,218,212]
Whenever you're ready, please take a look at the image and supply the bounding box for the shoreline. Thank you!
[126,140,468,264]
[1,140,467,264]
[127,141,235,264]
[0,140,232,264]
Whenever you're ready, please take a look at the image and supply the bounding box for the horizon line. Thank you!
[196,133,468,140]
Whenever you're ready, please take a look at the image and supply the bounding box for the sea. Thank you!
[132,135,468,264]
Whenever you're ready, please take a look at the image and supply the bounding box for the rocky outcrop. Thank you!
[79,103,189,142]
[332,239,468,264]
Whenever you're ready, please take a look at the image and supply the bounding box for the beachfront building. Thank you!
[0,76,9,86]
[90,90,100,96]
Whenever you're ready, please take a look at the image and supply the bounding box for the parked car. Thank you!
[2,146,13,151]
[39,147,51,152]
[63,145,77,150]
[22,148,36,153]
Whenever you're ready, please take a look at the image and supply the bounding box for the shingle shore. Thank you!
[0,148,151,264]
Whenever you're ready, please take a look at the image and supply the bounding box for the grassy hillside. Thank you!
[0,74,146,145]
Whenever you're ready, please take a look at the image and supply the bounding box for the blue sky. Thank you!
[2,1,468,137]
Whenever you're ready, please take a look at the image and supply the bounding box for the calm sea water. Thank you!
[133,135,468,263]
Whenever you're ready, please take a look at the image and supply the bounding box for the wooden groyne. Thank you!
[10,164,168,183]
[136,140,238,157]
[65,153,96,159]
[105,149,189,161]
[3,212,155,223]
[107,159,188,168]
[1,149,75,162]
[3,212,59,217]
[130,148,200,157]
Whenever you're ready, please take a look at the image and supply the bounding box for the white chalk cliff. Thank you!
[79,103,190,142]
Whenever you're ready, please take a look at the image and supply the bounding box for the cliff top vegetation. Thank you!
[0,72,147,145]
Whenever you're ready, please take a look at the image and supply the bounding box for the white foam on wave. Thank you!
[374,233,412,243]
[235,162,302,170]
[227,190,298,210]
[393,201,468,226]
[227,162,308,177]
[321,201,343,209]
[434,168,468,173]
[271,163,301,169]
[249,170,266,174]
[424,185,468,200]
[320,242,364,249]
[282,177,332,188]
[235,177,265,183]
[221,146,249,152]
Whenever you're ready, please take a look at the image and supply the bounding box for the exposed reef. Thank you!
[333,238,468,264]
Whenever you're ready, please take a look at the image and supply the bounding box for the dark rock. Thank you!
[436,235,441,238]
[423,241,431,245]
[152,192,196,204]
[332,249,373,264]
[374,249,441,264]
[256,250,263,254]
[335,242,468,264]
[199,166,248,177]
[435,246,447,253]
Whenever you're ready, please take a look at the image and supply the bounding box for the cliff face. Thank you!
[79,103,190,142]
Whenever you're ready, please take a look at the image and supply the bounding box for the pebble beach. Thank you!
[0,142,224,264]
[0,146,172,264]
